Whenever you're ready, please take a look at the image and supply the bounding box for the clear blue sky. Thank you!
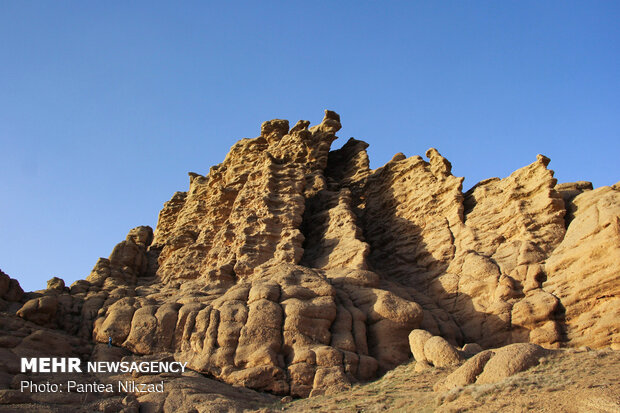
[1,2,618,292]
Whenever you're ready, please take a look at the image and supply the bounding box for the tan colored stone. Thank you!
[461,342,483,357]
[476,343,547,384]
[0,270,23,302]
[434,349,494,392]
[423,335,462,367]
[46,277,67,292]
[16,295,58,326]
[545,185,620,348]
[409,329,434,363]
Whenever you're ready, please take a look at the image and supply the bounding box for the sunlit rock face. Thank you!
[4,111,619,400]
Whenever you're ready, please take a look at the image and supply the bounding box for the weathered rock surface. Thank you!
[434,343,548,392]
[0,270,24,308]
[475,343,548,384]
[434,350,495,392]
[423,336,462,367]
[1,111,618,409]
[409,330,462,367]
[544,184,620,349]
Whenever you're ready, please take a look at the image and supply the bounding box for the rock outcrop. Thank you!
[0,270,24,308]
[1,110,618,408]
[408,329,462,368]
[434,343,549,392]
[544,183,620,349]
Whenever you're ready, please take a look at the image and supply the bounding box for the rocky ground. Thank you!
[1,111,618,412]
[283,347,620,413]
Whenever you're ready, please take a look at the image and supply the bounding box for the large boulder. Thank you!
[16,295,58,326]
[434,343,549,392]
[423,336,462,367]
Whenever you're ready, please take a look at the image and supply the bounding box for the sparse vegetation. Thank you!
[276,349,619,412]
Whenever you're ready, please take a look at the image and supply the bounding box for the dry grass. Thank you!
[276,361,446,412]
[274,349,620,413]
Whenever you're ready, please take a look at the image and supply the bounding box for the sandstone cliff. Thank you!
[1,111,618,410]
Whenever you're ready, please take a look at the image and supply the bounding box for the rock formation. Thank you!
[1,110,618,411]
[433,343,549,392]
